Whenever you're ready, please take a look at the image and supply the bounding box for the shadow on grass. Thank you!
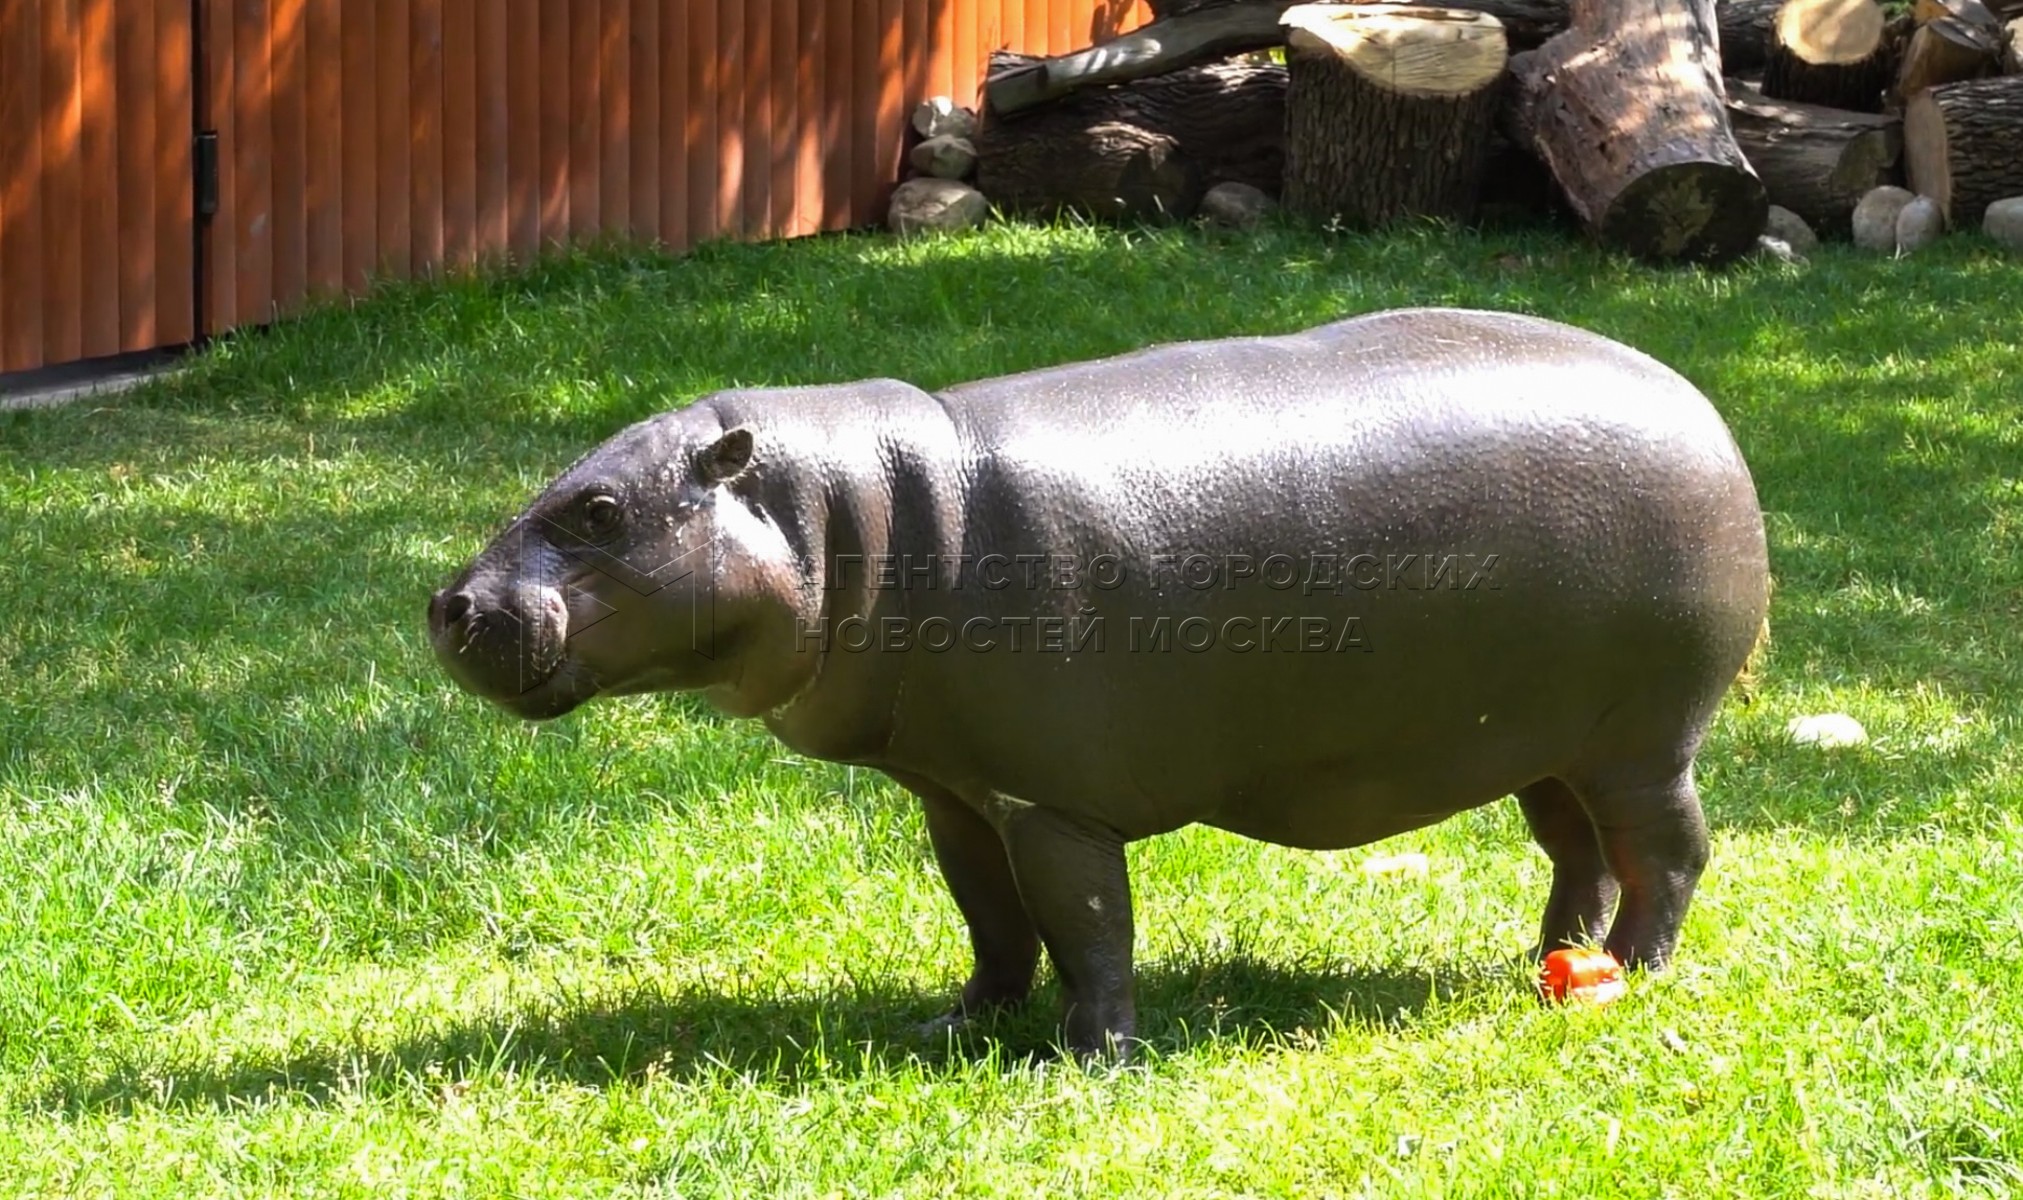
[42,950,1474,1116]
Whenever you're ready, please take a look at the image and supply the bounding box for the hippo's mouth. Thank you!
[483,659,602,721]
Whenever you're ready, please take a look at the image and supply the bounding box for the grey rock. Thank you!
[888,178,990,236]
[1199,182,1277,229]
[909,135,978,182]
[1852,185,1915,252]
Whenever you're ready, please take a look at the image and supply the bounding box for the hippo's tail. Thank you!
[1733,577,1774,704]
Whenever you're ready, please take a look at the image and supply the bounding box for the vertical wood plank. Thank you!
[410,0,443,273]
[305,0,341,298]
[568,0,599,239]
[377,0,411,280]
[909,0,934,150]
[684,0,715,246]
[442,0,476,269]
[599,0,628,235]
[43,0,83,365]
[1002,0,1024,61]
[2,0,46,369]
[1051,0,1071,56]
[820,0,852,230]
[770,0,797,237]
[953,0,976,107]
[340,0,376,294]
[201,0,236,331]
[475,0,508,261]
[715,0,743,240]
[742,0,769,236]
[268,0,303,315]
[853,0,883,227]
[658,0,687,249]
[77,0,117,357]
[902,0,928,185]
[801,0,830,233]
[507,0,539,259]
[155,0,194,345]
[118,0,159,345]
[538,0,568,246]
[931,0,954,104]
[878,0,905,207]
[232,0,273,325]
[629,0,657,244]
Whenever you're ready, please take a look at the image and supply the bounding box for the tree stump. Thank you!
[1505,0,1769,263]
[1890,14,2003,106]
[1718,0,1789,71]
[1904,74,2023,226]
[1725,82,1903,235]
[1280,4,1509,228]
[1761,0,1893,111]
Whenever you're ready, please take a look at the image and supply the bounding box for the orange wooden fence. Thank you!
[0,0,1151,375]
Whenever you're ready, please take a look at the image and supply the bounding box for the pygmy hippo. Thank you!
[427,307,1771,1060]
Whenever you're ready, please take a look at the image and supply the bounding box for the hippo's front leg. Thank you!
[989,796,1138,1062]
[903,781,1041,1023]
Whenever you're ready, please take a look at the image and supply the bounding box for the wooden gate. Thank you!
[0,0,1149,376]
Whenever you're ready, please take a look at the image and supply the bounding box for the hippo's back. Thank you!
[883,309,1768,846]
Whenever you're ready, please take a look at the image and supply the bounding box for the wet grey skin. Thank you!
[428,307,1772,1063]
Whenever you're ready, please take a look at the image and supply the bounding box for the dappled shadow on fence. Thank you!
[41,948,1473,1117]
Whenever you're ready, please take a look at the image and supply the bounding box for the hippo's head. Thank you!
[427,406,792,721]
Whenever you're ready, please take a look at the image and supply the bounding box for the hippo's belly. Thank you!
[870,310,1765,843]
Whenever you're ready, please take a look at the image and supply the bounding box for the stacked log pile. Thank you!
[889,0,2023,258]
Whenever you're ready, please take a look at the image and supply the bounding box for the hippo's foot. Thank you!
[1517,778,1620,959]
[1569,765,1710,974]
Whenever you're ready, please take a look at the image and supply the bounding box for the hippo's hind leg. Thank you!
[1517,778,1619,957]
[902,778,1042,1026]
[1564,764,1711,973]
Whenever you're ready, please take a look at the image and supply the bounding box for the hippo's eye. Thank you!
[577,494,624,541]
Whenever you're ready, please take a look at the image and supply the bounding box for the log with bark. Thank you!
[981,0,1569,116]
[973,50,1288,221]
[1504,0,1768,263]
[1912,0,2002,32]
[1760,0,1894,111]
[1890,13,2004,104]
[1724,81,1903,234]
[1280,5,1509,227]
[1718,0,1787,71]
[1904,73,2023,226]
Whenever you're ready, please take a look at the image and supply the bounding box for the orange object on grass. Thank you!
[1538,947,1627,1005]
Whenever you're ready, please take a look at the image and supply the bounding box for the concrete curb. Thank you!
[0,360,181,411]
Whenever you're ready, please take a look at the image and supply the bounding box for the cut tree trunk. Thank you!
[1725,82,1903,233]
[1891,14,2004,104]
[973,51,1287,221]
[981,0,1569,115]
[1718,0,1787,70]
[2005,17,2023,71]
[1904,73,2023,226]
[1504,0,1768,263]
[1280,5,1509,227]
[1761,0,1894,111]
[1912,0,2001,32]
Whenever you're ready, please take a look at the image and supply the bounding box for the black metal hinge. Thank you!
[194,131,219,219]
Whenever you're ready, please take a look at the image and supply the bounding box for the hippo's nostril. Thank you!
[444,591,474,626]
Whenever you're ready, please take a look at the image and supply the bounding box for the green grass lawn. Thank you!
[2,215,2020,1198]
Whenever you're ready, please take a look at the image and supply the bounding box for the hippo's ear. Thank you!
[697,425,755,485]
